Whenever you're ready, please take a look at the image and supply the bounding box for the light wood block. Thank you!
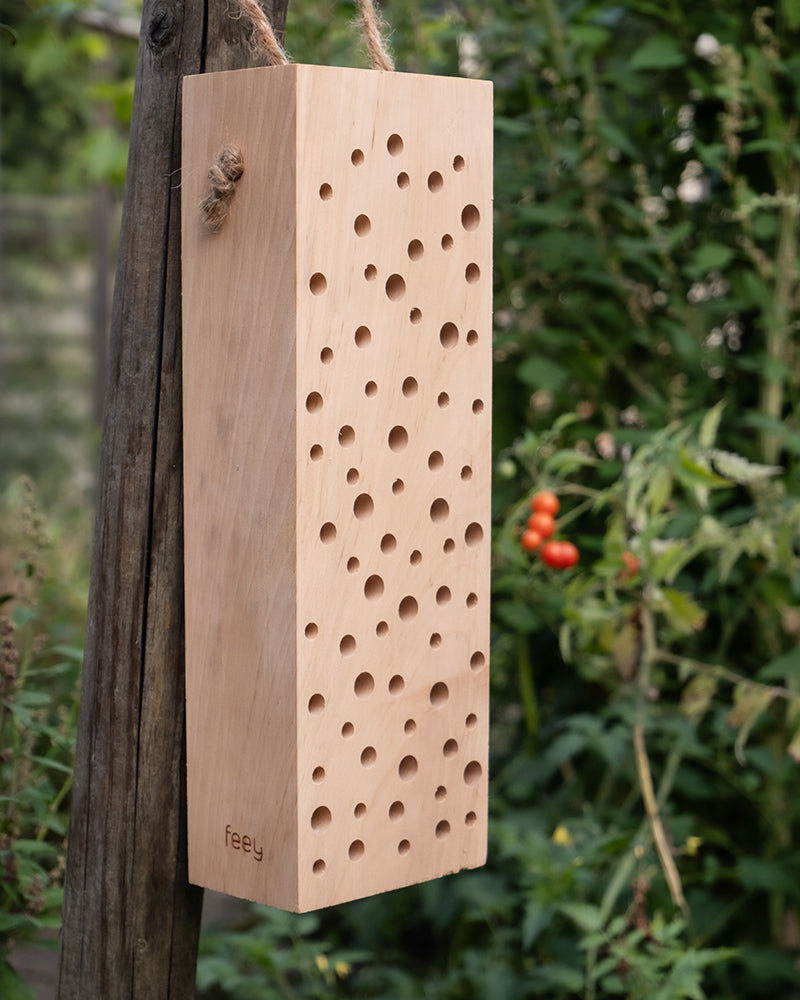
[182,64,493,912]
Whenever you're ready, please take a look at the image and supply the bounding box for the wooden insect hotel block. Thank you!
[181,64,493,912]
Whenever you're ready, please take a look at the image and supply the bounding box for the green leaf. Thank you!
[559,901,604,933]
[758,647,800,683]
[783,0,800,30]
[708,449,782,483]
[656,588,706,634]
[690,242,734,273]
[0,959,37,1000]
[516,355,569,392]
[680,673,718,721]
[699,402,725,449]
[727,684,775,765]
[630,35,685,70]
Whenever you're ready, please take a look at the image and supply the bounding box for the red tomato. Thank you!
[541,540,579,569]
[521,529,543,552]
[528,511,556,539]
[531,491,560,516]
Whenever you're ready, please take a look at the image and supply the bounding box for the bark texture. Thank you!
[57,2,289,996]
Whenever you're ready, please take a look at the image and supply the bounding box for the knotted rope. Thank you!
[200,143,245,231]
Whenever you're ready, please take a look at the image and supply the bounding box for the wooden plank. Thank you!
[182,64,492,912]
[56,3,288,997]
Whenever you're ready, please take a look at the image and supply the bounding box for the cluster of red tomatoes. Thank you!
[521,491,579,569]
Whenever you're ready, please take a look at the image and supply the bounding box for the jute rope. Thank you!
[200,0,394,229]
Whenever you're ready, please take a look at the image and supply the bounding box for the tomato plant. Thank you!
[521,528,543,552]
[528,511,556,539]
[540,540,579,569]
[531,490,560,516]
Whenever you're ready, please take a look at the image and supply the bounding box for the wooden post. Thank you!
[56,2,288,996]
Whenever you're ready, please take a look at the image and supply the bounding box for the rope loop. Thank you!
[200,144,245,231]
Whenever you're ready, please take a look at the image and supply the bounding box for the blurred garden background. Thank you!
[2,0,800,996]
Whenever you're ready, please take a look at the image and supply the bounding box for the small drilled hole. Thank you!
[340,634,356,655]
[351,148,365,165]
[464,760,483,785]
[439,322,458,349]
[311,806,331,830]
[466,329,478,346]
[320,521,336,543]
[387,133,404,155]
[354,325,371,347]
[365,380,378,397]
[310,444,323,461]
[430,632,442,648]
[364,574,384,600]
[428,450,444,470]
[308,693,325,714]
[398,596,418,620]
[435,820,451,839]
[339,425,355,446]
[398,839,411,855]
[354,214,371,236]
[399,755,418,780]
[427,171,443,192]
[466,713,477,729]
[462,204,480,230]
[435,785,447,801]
[304,622,318,639]
[313,859,326,874]
[466,592,478,608]
[364,264,378,281]
[443,538,455,554]
[385,273,406,300]
[309,272,327,295]
[388,426,408,451]
[430,498,449,522]
[354,802,367,819]
[443,738,458,758]
[321,346,334,363]
[319,183,333,200]
[466,811,477,827]
[354,493,374,519]
[312,766,325,783]
[346,556,360,574]
[408,239,424,260]
[346,467,359,485]
[397,172,410,189]
[376,620,389,637]
[436,585,451,605]
[453,155,465,171]
[409,549,422,565]
[430,682,449,706]
[306,391,323,412]
[349,839,365,860]
[354,671,374,696]
[409,307,422,324]
[389,674,405,694]
[402,376,418,397]
[392,478,405,495]
[465,522,484,546]
[437,392,450,408]
[361,746,377,767]
[441,233,454,250]
[381,533,397,553]
[471,651,486,671]
[465,262,480,284]
[472,398,484,414]
[461,465,473,481]
[389,800,405,820]
[342,722,355,738]
[404,719,416,735]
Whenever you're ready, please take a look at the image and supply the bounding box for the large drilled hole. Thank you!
[354,493,374,519]
[404,718,416,734]
[351,148,365,165]
[339,425,355,446]
[472,398,484,414]
[443,538,455,554]
[354,671,375,697]
[441,233,454,251]
[439,322,458,349]
[346,467,359,485]
[430,681,449,706]
[354,214,371,236]
[309,272,327,295]
[389,800,405,820]
[364,574,384,600]
[465,522,484,546]
[341,721,355,738]
[466,713,478,729]
[339,634,356,655]
[321,346,334,363]
[387,133,404,155]
[319,522,336,543]
[466,811,477,827]
[410,549,422,565]
[427,171,444,192]
[443,738,458,758]
[399,755,418,780]
[470,650,486,671]
[398,596,418,620]
[346,556,360,574]
[365,381,378,397]
[397,172,410,189]
[430,632,442,648]
[464,760,483,785]
[408,239,424,260]
[398,839,411,855]
[428,450,444,470]
[354,325,371,347]
[466,592,478,608]
[312,766,325,783]
[311,806,331,830]
[364,263,378,281]
[319,182,333,200]
[430,498,449,522]
[435,585,451,605]
[389,674,405,694]
[310,444,323,461]
[409,307,422,324]
[308,693,325,714]
[402,376,418,397]
[465,262,480,284]
[435,785,447,801]
[313,859,326,874]
[376,620,389,637]
[437,392,450,408]
[461,465,473,481]
[354,802,367,819]
[386,273,406,300]
[453,154,466,172]
[392,478,405,495]
[435,820,451,839]
[305,391,323,412]
[466,329,478,346]
[361,746,377,767]
[461,204,480,230]
[349,840,365,860]
[304,622,318,639]
[388,426,408,451]
[381,533,397,553]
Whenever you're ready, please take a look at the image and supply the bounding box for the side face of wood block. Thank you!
[182,64,492,912]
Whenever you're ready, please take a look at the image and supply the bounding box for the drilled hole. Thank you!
[404,718,417,735]
[466,592,478,608]
[354,493,374,519]
[364,264,378,281]
[472,398,484,414]
[388,425,409,451]
[354,802,367,819]
[409,549,422,565]
[387,133,404,155]
[402,376,418,397]
[341,722,355,738]
[409,307,422,324]
[310,444,323,461]
[354,671,374,696]
[308,693,325,714]
[443,538,455,554]
[319,182,333,200]
[439,322,458,349]
[389,800,405,820]
[441,233,454,250]
[361,746,377,767]
[398,839,411,855]
[466,713,477,729]
[430,681,449,706]
[351,148,365,165]
[435,785,447,801]
[437,392,450,408]
[430,498,449,522]
[313,858,326,874]
[465,522,484,546]
[470,650,486,671]
[346,467,359,485]
[305,391,323,412]
[346,556,360,574]
[309,272,327,295]
[349,839,365,860]
[392,478,405,495]
[465,811,477,827]
[429,632,442,648]
[381,533,397,554]
[427,170,443,192]
[397,171,410,189]
[304,622,318,639]
[408,239,424,260]
[465,262,480,284]
[385,273,406,300]
[321,346,334,363]
[354,214,371,236]
[339,634,356,655]
[443,738,459,758]
[464,760,482,785]
[435,820,451,839]
[354,325,371,347]
[364,574,384,600]
[398,596,418,620]
[376,620,389,637]
[466,329,478,346]
[311,806,331,830]
[428,450,444,470]
[399,755,418,780]
[312,766,325,783]
[461,204,480,230]
[461,465,473,481]
[365,380,378,397]
[320,522,336,544]
[453,154,466,171]
[436,585,451,605]
[339,425,355,446]
[389,674,405,695]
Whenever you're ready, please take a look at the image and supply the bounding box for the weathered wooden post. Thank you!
[57,2,288,996]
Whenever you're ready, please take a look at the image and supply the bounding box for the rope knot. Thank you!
[200,144,245,232]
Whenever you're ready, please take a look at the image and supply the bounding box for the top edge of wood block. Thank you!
[183,63,493,92]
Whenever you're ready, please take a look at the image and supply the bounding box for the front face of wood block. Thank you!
[182,65,492,912]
